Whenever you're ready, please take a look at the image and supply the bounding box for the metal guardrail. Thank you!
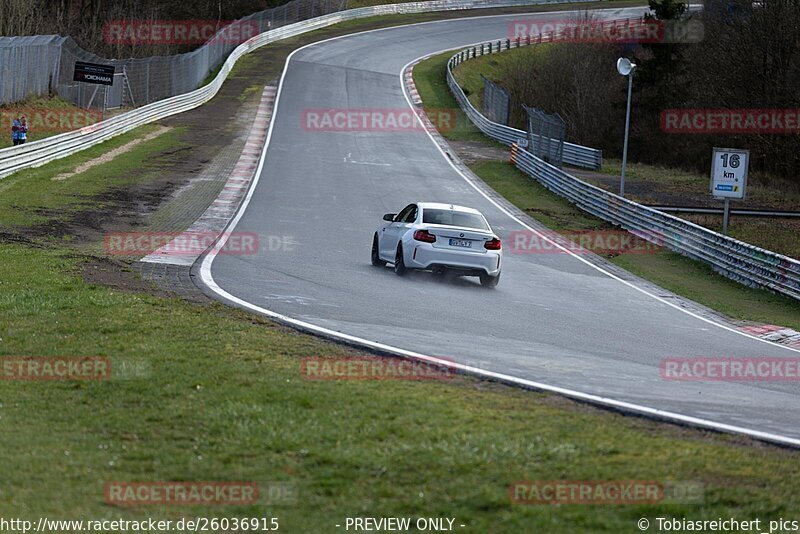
[649,206,800,219]
[0,0,578,180]
[447,37,603,170]
[443,21,800,299]
[512,146,800,300]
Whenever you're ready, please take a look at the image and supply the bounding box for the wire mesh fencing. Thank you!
[0,35,66,105]
[481,75,510,126]
[0,0,348,110]
[524,105,565,168]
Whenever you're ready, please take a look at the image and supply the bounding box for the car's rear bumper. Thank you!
[406,243,501,276]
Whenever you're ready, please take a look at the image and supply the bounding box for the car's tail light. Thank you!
[413,230,436,243]
[484,238,501,250]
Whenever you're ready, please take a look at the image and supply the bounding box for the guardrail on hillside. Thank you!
[444,20,800,300]
[0,0,586,180]
[447,38,604,170]
[512,145,800,300]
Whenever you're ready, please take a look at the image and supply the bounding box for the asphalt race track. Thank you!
[198,7,800,444]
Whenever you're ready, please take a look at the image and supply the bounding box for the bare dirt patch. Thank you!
[51,126,172,182]
[81,256,174,297]
[11,4,624,295]
[448,139,509,165]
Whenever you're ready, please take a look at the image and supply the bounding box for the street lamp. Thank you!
[616,57,636,197]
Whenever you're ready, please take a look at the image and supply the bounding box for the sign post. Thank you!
[722,197,731,234]
[710,147,749,235]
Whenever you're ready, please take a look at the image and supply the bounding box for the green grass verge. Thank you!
[3,242,800,529]
[318,2,649,34]
[452,43,547,111]
[0,125,183,229]
[413,52,498,144]
[0,5,798,531]
[415,52,800,331]
[472,161,800,331]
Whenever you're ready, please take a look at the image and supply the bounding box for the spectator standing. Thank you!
[18,115,28,144]
[11,117,21,146]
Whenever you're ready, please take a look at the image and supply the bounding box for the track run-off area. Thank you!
[196,7,800,446]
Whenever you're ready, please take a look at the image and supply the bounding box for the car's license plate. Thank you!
[449,239,472,248]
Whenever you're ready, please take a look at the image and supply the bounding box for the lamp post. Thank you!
[616,57,637,198]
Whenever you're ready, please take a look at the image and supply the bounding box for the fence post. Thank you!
[145,60,150,104]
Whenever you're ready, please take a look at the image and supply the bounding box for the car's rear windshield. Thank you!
[422,209,489,230]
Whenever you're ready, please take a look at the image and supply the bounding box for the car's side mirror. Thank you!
[383,213,395,221]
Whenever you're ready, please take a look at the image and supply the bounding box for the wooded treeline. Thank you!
[0,0,297,56]
[500,0,800,180]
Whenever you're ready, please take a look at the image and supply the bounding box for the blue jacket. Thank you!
[11,119,21,140]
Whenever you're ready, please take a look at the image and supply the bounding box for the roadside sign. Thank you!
[73,61,115,86]
[710,147,748,200]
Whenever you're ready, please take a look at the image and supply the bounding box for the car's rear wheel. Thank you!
[479,271,500,288]
[371,233,386,267]
[394,244,406,276]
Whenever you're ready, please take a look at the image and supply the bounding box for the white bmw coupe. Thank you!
[371,202,502,287]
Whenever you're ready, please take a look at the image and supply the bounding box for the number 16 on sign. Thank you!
[710,147,749,235]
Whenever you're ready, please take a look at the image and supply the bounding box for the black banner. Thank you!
[73,61,115,86]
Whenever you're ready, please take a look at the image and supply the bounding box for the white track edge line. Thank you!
[197,11,800,449]
[400,56,800,354]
